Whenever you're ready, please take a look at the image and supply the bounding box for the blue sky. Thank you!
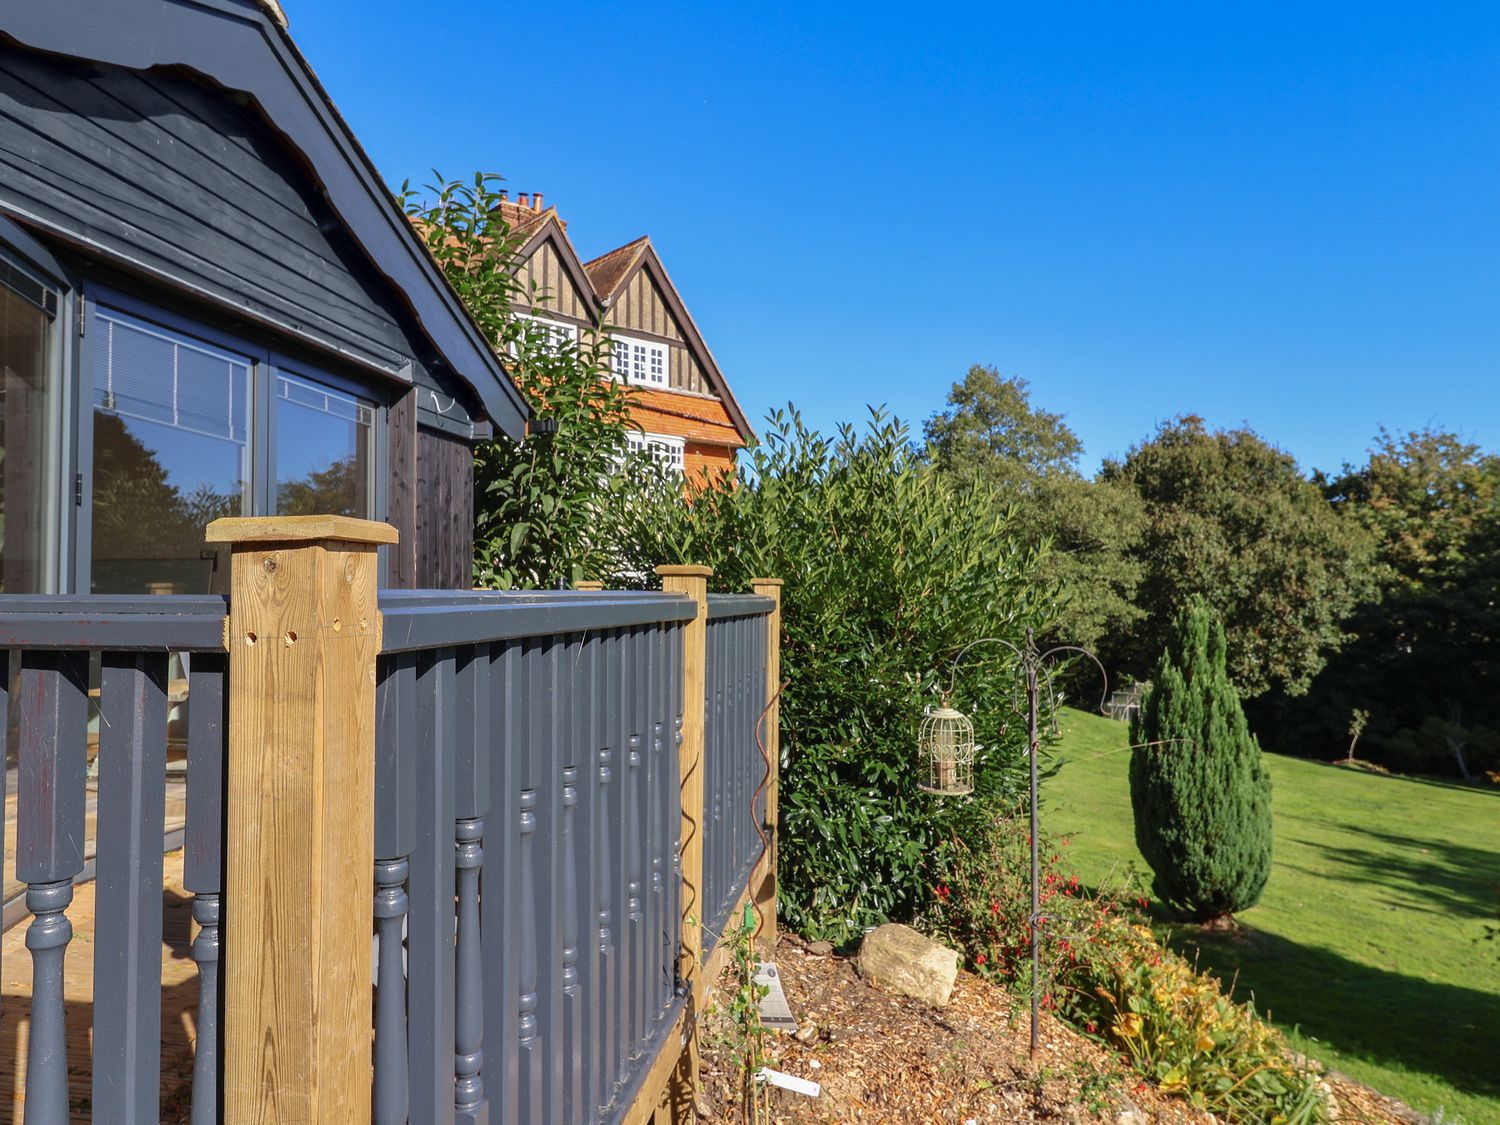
[289,1,1500,475]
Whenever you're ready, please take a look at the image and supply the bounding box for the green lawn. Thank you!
[1043,707,1500,1125]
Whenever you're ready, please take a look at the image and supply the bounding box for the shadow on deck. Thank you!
[0,850,199,1123]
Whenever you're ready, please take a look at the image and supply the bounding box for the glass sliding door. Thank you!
[0,258,56,593]
[90,309,250,594]
[275,372,374,518]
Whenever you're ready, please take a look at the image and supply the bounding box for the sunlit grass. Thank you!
[1043,707,1500,1125]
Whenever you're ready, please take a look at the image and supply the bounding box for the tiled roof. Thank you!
[583,236,650,302]
[630,388,745,448]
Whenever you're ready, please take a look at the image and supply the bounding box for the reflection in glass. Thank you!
[91,310,248,594]
[275,374,373,518]
[0,263,55,592]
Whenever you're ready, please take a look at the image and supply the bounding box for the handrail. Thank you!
[705,593,776,620]
[0,594,229,650]
[379,589,697,652]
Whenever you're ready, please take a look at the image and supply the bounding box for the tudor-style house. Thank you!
[497,192,755,483]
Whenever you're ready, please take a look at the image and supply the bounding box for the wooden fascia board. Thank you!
[615,244,755,445]
[0,0,529,440]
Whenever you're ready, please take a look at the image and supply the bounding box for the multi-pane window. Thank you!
[275,374,375,518]
[612,334,667,387]
[91,310,250,594]
[627,431,686,474]
[517,313,578,355]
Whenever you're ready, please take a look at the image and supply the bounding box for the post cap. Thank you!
[655,564,713,578]
[750,577,784,588]
[574,580,606,591]
[205,515,400,546]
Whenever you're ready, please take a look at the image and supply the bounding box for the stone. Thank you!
[807,940,834,957]
[855,923,960,1008]
[1114,1110,1149,1125]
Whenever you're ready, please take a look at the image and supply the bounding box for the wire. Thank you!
[747,677,792,944]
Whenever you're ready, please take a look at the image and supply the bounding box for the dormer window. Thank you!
[612,334,667,387]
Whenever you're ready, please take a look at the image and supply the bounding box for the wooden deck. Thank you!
[0,850,199,1123]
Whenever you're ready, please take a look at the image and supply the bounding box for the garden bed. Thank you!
[698,933,1423,1124]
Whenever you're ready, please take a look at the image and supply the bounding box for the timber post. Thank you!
[574,580,605,591]
[749,578,783,952]
[657,563,711,1111]
[207,514,397,1125]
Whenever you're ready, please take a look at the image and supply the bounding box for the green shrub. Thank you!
[1131,599,1273,921]
[610,407,1053,942]
[402,172,659,589]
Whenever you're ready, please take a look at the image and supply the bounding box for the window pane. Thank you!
[275,374,373,518]
[91,311,249,594]
[0,272,53,592]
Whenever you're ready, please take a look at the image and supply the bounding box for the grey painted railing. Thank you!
[373,589,695,1125]
[0,584,768,1124]
[701,595,774,952]
[0,594,229,1125]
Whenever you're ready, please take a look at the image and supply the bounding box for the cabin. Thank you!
[0,0,527,601]
[498,193,755,485]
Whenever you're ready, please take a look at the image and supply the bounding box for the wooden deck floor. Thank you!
[0,850,199,1123]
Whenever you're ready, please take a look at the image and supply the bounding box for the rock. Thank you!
[807,940,834,957]
[693,1093,713,1118]
[1317,1080,1340,1121]
[1114,1111,1148,1125]
[794,1023,819,1043]
[855,923,960,1008]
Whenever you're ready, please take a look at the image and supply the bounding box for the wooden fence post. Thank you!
[749,578,783,952]
[657,564,710,1109]
[206,514,397,1125]
[574,580,605,591]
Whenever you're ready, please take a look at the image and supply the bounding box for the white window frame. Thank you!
[516,313,579,355]
[626,431,686,474]
[611,333,668,388]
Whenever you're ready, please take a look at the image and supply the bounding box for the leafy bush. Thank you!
[928,819,1325,1124]
[402,172,659,589]
[1131,599,1273,921]
[610,407,1053,942]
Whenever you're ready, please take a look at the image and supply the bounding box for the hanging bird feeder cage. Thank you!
[918,705,975,796]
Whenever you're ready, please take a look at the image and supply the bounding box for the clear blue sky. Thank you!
[289,1,1499,476]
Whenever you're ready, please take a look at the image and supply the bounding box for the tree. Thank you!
[402,172,654,589]
[609,406,1053,943]
[924,366,1145,656]
[1102,415,1374,698]
[1260,428,1500,774]
[1130,599,1273,922]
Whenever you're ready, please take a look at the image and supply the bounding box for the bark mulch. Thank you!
[698,933,1425,1125]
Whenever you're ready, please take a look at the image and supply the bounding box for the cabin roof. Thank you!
[0,0,528,440]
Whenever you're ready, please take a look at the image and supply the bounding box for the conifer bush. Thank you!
[1130,599,1273,921]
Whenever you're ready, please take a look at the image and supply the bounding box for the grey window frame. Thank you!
[0,214,77,595]
[78,285,389,593]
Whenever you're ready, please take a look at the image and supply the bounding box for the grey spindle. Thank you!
[409,649,457,1125]
[481,642,520,1125]
[594,635,618,1111]
[671,626,686,988]
[184,653,226,1125]
[454,646,490,1125]
[374,654,416,1125]
[646,624,665,1024]
[454,820,486,1123]
[517,786,541,1121]
[654,624,673,1014]
[17,650,88,1124]
[94,651,170,1124]
[624,629,645,1056]
[374,857,410,1125]
[560,763,581,1120]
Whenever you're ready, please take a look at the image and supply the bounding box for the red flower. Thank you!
[1085,1021,1097,1033]
[990,900,1001,916]
[935,883,951,901]
[975,953,987,965]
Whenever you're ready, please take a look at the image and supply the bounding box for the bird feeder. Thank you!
[918,705,975,796]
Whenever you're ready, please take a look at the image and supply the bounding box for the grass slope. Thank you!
[1043,707,1500,1125]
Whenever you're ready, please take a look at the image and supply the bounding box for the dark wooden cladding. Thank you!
[386,388,420,588]
[0,41,483,431]
[519,237,592,322]
[415,427,476,590]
